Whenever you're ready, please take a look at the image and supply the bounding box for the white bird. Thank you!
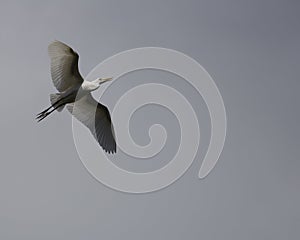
[36,40,116,154]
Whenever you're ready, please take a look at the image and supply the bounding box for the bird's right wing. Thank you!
[48,41,84,92]
[66,94,116,154]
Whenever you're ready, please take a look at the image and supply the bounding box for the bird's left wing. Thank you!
[66,94,116,154]
[48,40,84,92]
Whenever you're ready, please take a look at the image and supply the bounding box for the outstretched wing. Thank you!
[48,40,83,92]
[66,94,116,154]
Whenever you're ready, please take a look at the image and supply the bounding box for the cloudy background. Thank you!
[0,0,299,239]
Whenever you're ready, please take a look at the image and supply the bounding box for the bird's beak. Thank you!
[101,77,113,82]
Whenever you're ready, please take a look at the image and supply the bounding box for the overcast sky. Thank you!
[0,1,299,239]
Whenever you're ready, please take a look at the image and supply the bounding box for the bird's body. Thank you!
[37,41,116,153]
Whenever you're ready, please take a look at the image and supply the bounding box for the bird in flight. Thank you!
[36,40,116,154]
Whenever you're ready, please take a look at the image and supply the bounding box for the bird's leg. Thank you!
[36,106,53,117]
[36,102,65,122]
[36,95,65,118]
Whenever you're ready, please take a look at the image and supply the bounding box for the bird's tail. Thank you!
[50,93,65,112]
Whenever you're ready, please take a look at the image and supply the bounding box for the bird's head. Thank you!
[90,77,113,90]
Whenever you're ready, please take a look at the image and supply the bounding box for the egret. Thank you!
[36,40,116,154]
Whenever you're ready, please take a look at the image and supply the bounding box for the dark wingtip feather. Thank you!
[103,147,117,154]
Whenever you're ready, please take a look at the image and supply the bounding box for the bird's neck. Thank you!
[81,81,99,91]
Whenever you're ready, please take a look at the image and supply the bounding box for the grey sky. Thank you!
[0,0,299,239]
